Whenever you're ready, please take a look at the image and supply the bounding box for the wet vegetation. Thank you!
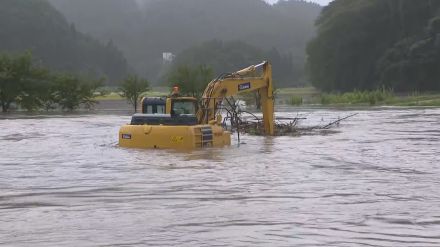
[307,0,440,92]
[288,96,304,106]
[167,40,304,88]
[281,88,440,107]
[48,0,321,86]
[1,0,440,109]
[0,0,129,84]
[0,52,102,112]
[320,89,396,106]
[167,65,214,99]
[119,76,150,112]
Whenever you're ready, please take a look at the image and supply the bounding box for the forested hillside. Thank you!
[0,0,129,84]
[49,0,321,86]
[168,40,303,87]
[307,0,440,92]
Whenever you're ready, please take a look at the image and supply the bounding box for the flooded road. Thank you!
[1,107,440,246]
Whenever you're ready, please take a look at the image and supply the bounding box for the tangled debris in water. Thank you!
[224,108,357,137]
[237,114,357,136]
[220,96,358,138]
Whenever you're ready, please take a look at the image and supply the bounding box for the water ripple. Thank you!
[1,108,440,246]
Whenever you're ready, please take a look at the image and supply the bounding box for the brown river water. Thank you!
[1,107,440,246]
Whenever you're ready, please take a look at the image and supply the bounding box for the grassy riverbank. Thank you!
[94,87,440,107]
[95,87,169,101]
[277,88,440,107]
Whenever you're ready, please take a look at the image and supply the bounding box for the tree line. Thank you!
[49,0,321,86]
[0,52,153,113]
[307,0,440,92]
[0,52,102,112]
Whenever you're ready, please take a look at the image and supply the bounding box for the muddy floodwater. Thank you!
[1,107,440,246]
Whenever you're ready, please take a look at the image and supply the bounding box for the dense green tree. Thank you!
[0,52,106,112]
[52,74,103,111]
[307,0,440,92]
[18,67,52,111]
[119,76,150,112]
[0,52,50,112]
[377,15,440,91]
[168,65,214,99]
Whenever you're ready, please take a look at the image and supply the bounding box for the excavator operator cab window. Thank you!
[144,104,165,114]
[172,99,197,116]
[142,97,166,114]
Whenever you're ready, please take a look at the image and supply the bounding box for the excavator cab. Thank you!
[168,97,198,116]
[140,94,197,117]
[135,95,199,127]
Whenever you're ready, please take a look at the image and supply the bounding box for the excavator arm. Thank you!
[197,61,274,135]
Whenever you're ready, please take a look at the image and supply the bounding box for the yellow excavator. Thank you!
[119,61,274,149]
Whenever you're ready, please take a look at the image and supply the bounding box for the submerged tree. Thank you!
[53,73,103,111]
[0,52,106,112]
[0,52,51,112]
[119,75,150,112]
[18,67,52,111]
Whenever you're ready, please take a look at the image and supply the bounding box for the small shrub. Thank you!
[289,96,303,106]
[319,88,394,105]
[119,75,150,112]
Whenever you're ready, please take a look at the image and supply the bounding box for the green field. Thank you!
[95,87,170,101]
[96,87,440,107]
[277,88,440,107]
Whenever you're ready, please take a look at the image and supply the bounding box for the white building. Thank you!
[162,52,176,64]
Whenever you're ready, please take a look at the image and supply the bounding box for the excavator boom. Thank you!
[197,61,274,135]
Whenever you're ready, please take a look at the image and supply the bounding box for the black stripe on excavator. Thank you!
[201,127,213,146]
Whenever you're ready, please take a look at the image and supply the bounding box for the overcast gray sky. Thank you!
[266,0,332,6]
